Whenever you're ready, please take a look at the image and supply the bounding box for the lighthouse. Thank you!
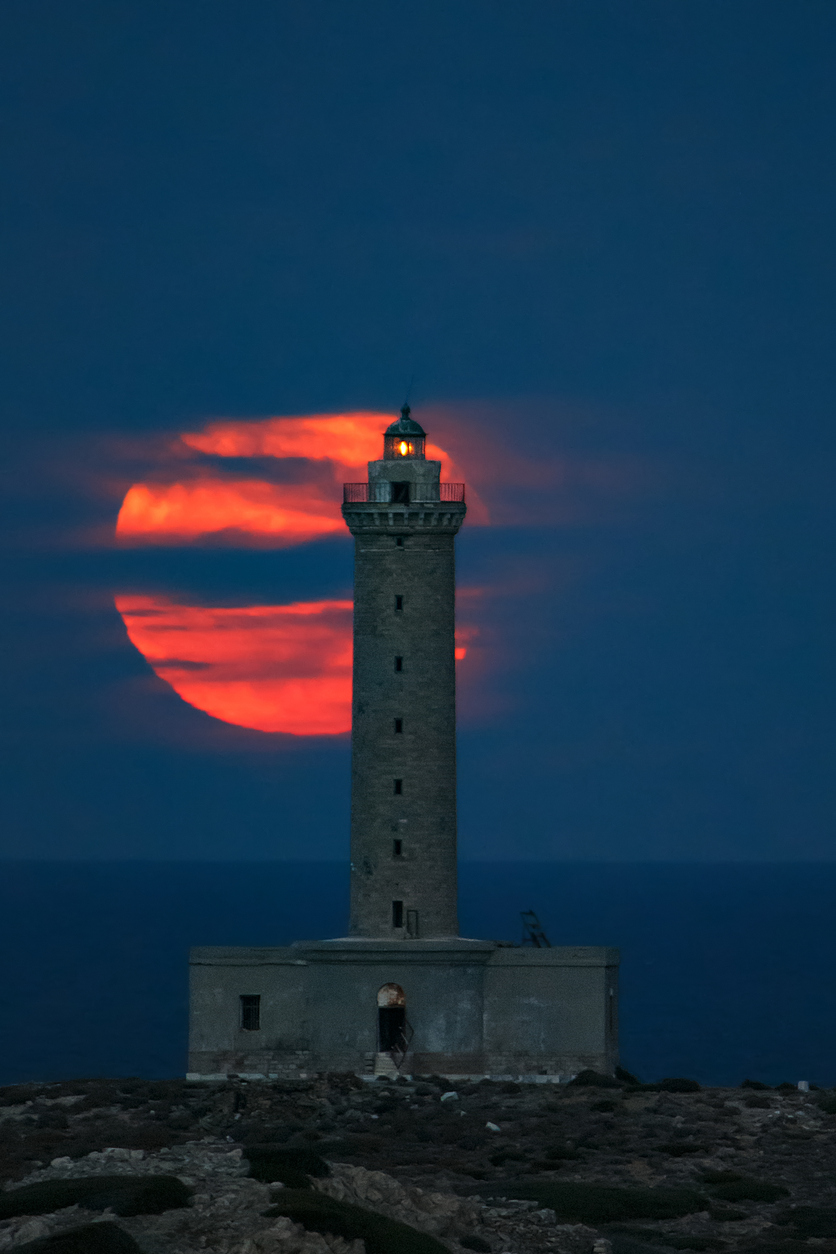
[188,407,619,1083]
[342,405,465,939]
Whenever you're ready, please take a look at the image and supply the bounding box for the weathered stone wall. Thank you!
[188,941,619,1080]
[343,456,465,939]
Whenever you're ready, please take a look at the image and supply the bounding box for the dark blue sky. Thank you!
[1,0,834,860]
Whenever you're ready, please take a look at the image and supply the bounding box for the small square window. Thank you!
[395,537,404,547]
[393,839,403,857]
[394,718,403,734]
[393,778,403,794]
[394,656,403,672]
[392,900,404,928]
[394,595,403,611]
[240,994,261,1031]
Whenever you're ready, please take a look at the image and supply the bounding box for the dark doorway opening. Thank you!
[378,1005,406,1051]
[377,983,410,1065]
[391,481,410,503]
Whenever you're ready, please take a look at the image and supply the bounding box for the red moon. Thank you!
[116,412,476,736]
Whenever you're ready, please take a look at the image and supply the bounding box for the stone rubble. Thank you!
[1,1074,835,1253]
[0,1142,362,1254]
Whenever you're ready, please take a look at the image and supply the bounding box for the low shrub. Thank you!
[655,1143,710,1157]
[339,1133,385,1153]
[741,1080,771,1091]
[245,1146,330,1187]
[568,1070,621,1089]
[657,1078,701,1093]
[739,1243,815,1254]
[710,1179,789,1204]
[775,1207,836,1238]
[817,1096,836,1115]
[0,1175,192,1220]
[13,1221,142,1253]
[545,1145,581,1161]
[460,1238,491,1252]
[591,1100,620,1113]
[481,1182,707,1222]
[265,1188,449,1254]
[664,1238,724,1250]
[615,1067,640,1085]
[68,1122,177,1153]
[489,1150,525,1167]
[611,1229,724,1251]
[709,1206,747,1222]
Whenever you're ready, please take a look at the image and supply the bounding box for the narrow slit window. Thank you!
[394,595,403,612]
[240,995,261,1031]
[393,839,403,857]
[393,778,403,795]
[395,537,404,547]
[394,718,403,734]
[394,656,403,672]
[392,900,404,928]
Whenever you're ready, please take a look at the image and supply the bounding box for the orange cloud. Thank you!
[117,595,355,736]
[180,412,390,467]
[117,480,345,546]
[116,411,484,544]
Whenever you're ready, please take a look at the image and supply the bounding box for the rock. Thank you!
[0,1075,831,1254]
[314,1162,481,1238]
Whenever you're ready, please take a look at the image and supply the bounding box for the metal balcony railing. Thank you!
[439,483,466,502]
[343,482,465,504]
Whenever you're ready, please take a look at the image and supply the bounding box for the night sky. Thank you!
[2,1,834,863]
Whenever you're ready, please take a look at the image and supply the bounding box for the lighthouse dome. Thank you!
[385,404,426,438]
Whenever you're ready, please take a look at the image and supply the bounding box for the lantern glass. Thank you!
[384,434,425,460]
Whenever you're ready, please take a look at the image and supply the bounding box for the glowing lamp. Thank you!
[383,405,426,460]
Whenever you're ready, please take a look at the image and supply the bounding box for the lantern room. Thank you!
[383,405,426,460]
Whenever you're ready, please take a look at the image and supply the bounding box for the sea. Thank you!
[1,862,834,1089]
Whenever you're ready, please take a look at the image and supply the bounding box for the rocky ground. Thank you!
[1,1072,835,1254]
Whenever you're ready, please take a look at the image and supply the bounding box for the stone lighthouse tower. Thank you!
[342,406,466,940]
[188,406,619,1082]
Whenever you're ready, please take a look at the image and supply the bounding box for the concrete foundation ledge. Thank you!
[186,1070,585,1084]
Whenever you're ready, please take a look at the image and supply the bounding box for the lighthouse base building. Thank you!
[188,410,619,1083]
[188,939,618,1081]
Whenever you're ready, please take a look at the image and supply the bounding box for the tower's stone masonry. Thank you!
[344,426,465,938]
[349,531,459,938]
[188,408,620,1082]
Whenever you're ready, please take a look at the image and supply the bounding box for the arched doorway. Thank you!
[377,983,407,1055]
